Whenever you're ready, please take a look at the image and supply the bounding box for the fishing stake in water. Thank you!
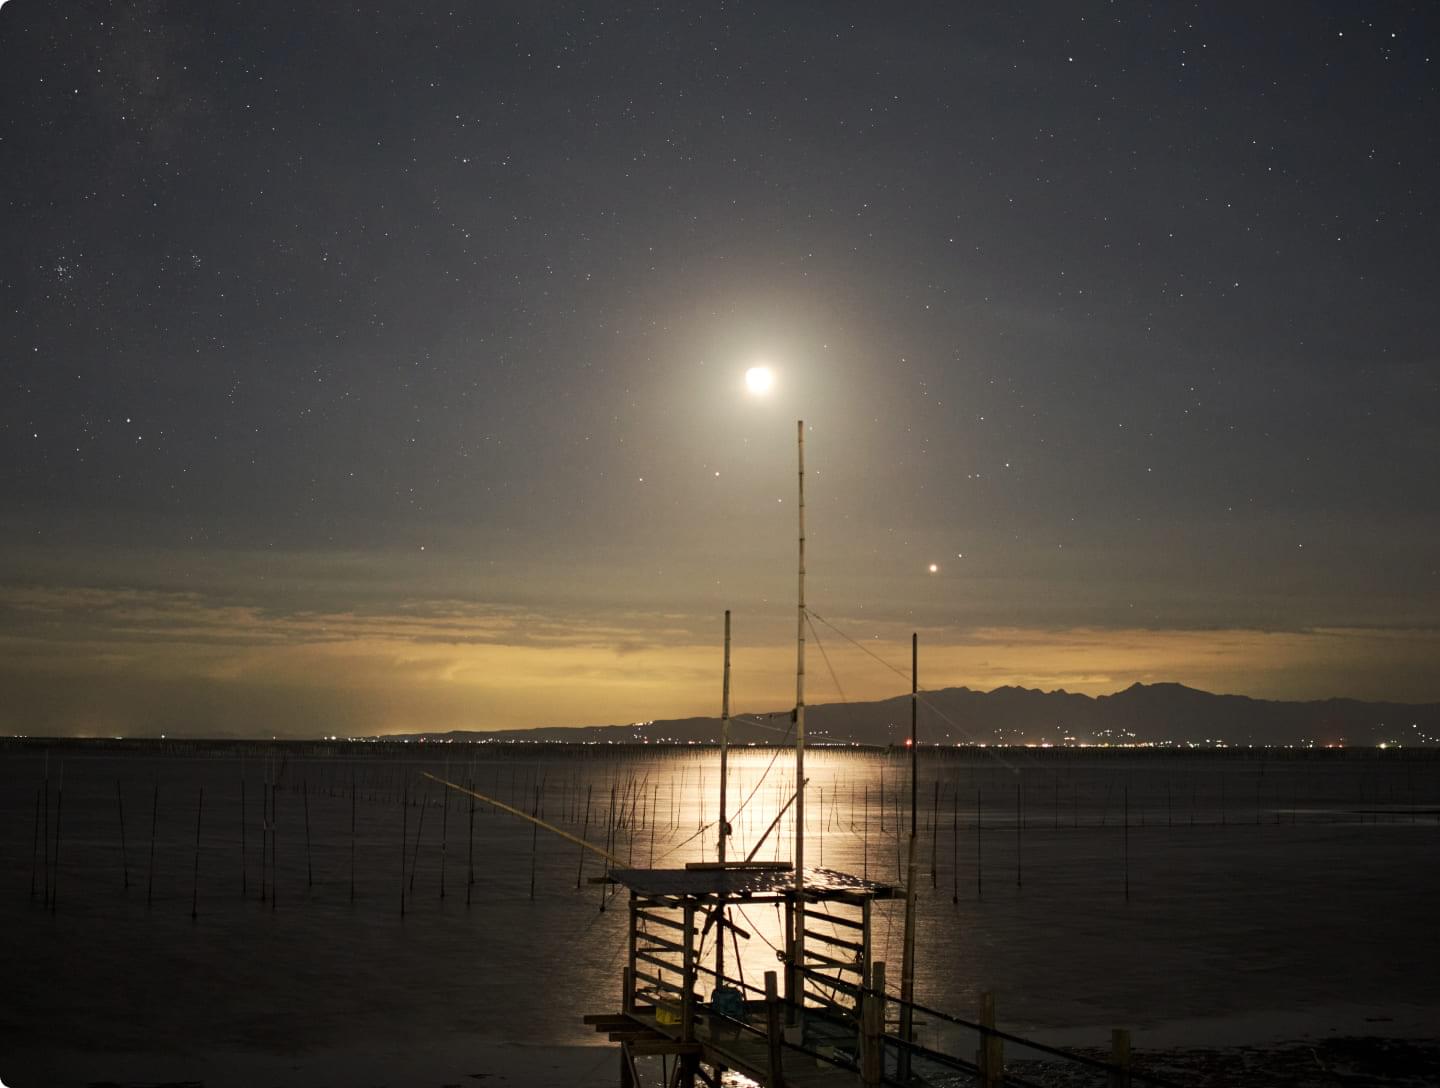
[421,772,626,868]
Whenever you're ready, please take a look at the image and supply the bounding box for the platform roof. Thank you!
[608,865,900,902]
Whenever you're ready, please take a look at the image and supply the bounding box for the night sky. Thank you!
[3,2,1438,737]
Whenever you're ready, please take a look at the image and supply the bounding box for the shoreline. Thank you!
[8,1009,1440,1088]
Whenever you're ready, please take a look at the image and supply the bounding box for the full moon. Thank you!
[744,366,774,395]
[928,563,939,573]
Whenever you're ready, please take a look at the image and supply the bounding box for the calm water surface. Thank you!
[2,743,1435,1075]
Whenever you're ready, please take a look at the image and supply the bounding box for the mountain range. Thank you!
[392,683,1440,748]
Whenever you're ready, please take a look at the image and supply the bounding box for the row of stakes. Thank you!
[30,754,1424,919]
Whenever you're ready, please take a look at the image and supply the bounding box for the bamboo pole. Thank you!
[576,783,592,890]
[350,767,357,901]
[440,776,449,901]
[269,778,277,912]
[978,991,1003,1088]
[409,782,428,893]
[976,787,983,900]
[261,773,269,903]
[42,766,50,906]
[467,776,476,906]
[529,782,540,900]
[931,778,940,889]
[861,960,886,1084]
[422,773,626,866]
[117,780,130,890]
[240,775,247,898]
[191,786,204,919]
[765,970,784,1088]
[30,785,40,901]
[1016,778,1023,889]
[793,419,807,1014]
[1109,1027,1132,1088]
[50,774,64,914]
[303,779,313,889]
[400,785,407,918]
[147,782,158,909]
[863,783,869,880]
[601,783,615,913]
[899,632,919,1080]
[718,608,731,984]
[951,780,959,904]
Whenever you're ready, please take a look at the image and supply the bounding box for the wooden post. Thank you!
[861,961,885,1084]
[978,991,1003,1088]
[42,770,49,907]
[619,1039,637,1088]
[576,783,592,889]
[409,783,427,893]
[529,782,540,900]
[270,778,278,911]
[976,787,983,900]
[240,776,247,898]
[681,901,697,1043]
[1015,779,1022,889]
[783,897,796,1021]
[191,786,204,919]
[260,775,268,903]
[350,768,357,901]
[147,782,158,909]
[303,779,313,889]
[931,778,939,888]
[951,780,959,904]
[1109,1027,1132,1088]
[400,786,407,918]
[625,896,638,1013]
[600,783,615,912]
[30,785,40,901]
[466,776,476,905]
[898,834,918,1082]
[765,970,784,1088]
[117,780,130,890]
[862,784,869,880]
[440,776,449,900]
[50,778,63,913]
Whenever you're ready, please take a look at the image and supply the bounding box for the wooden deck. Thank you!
[588,1006,868,1087]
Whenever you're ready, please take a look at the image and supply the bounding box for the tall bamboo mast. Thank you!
[899,632,919,1075]
[716,609,731,983]
[718,609,731,866]
[794,419,807,1005]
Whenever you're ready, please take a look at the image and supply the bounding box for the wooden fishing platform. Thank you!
[585,862,902,1087]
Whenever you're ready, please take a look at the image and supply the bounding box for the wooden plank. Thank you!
[803,908,865,930]
[802,947,863,973]
[802,993,857,1024]
[803,928,864,954]
[637,909,687,933]
[635,948,681,974]
[583,1012,636,1025]
[629,1040,704,1056]
[637,929,688,954]
[633,968,684,996]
